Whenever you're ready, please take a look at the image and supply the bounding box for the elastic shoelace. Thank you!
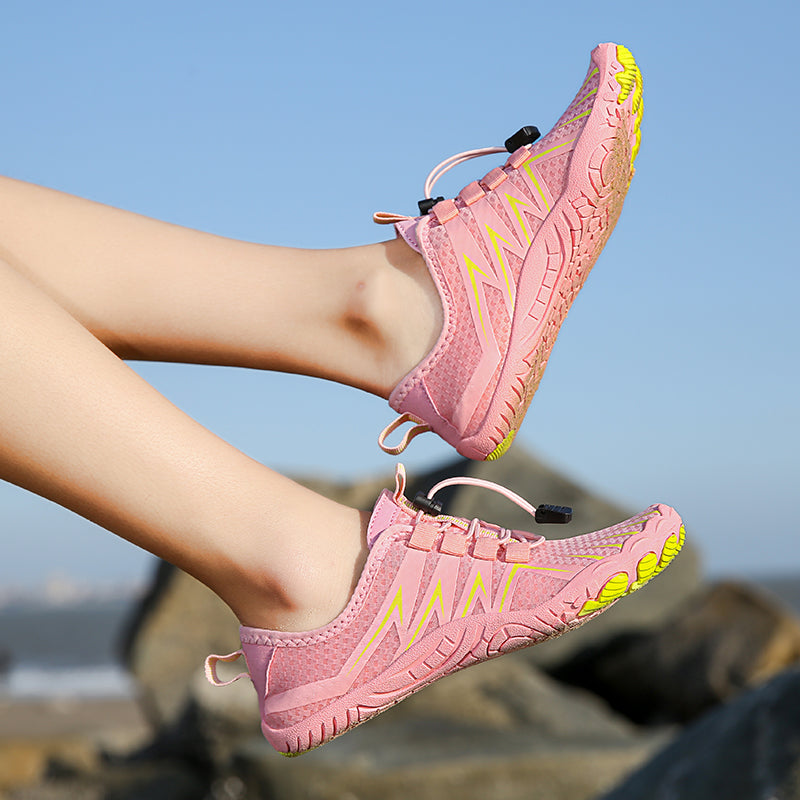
[395,467,547,546]
[206,465,566,686]
[373,144,508,225]
[375,131,541,453]
[422,146,508,201]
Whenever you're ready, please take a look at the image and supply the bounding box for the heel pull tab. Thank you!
[378,413,431,455]
[205,650,248,686]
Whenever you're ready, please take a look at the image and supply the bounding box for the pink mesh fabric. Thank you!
[264,697,332,729]
[467,283,513,433]
[507,574,567,613]
[266,544,407,688]
[356,627,402,685]
[388,45,629,458]
[538,509,658,565]
[404,226,481,424]
[218,463,681,755]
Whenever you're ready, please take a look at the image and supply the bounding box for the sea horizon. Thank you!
[0,573,797,700]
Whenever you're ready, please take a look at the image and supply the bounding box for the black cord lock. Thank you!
[535,504,573,524]
[412,492,444,516]
[504,125,541,153]
[418,196,445,215]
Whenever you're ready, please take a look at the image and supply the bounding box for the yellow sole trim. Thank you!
[614,44,643,165]
[629,551,658,592]
[486,429,516,461]
[578,524,685,617]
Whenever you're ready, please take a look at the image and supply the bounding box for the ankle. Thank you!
[342,239,442,397]
[221,507,370,633]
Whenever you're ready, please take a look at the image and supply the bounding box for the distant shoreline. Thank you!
[0,574,796,701]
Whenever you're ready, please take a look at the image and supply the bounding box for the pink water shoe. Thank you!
[206,463,683,756]
[377,43,643,461]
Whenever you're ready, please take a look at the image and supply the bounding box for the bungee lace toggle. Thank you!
[373,125,541,226]
[393,464,570,553]
[423,473,571,526]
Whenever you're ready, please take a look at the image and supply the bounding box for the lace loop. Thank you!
[423,146,507,199]
[373,211,412,225]
[425,474,546,544]
[205,650,248,686]
[373,144,513,222]
[378,413,431,455]
[427,475,538,518]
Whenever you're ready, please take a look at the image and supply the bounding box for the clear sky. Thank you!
[0,0,797,591]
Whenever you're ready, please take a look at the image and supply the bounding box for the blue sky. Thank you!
[0,0,797,590]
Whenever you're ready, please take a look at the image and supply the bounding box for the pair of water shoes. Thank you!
[206,43,684,756]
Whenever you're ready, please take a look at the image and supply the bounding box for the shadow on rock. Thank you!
[548,581,800,725]
[600,666,800,800]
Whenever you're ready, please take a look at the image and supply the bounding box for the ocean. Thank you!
[0,576,798,700]
[0,596,137,699]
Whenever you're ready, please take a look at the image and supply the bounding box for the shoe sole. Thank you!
[472,44,643,461]
[268,508,682,756]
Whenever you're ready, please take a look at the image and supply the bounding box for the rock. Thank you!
[121,447,701,732]
[100,761,208,800]
[0,649,10,677]
[549,581,800,724]
[132,669,261,768]
[120,560,241,729]
[4,761,207,800]
[600,666,800,800]
[0,739,97,793]
[232,658,668,800]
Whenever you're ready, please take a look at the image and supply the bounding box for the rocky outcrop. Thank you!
[11,450,800,800]
[120,560,241,729]
[230,657,668,800]
[105,447,706,800]
[601,666,800,800]
[549,581,800,724]
[14,446,800,800]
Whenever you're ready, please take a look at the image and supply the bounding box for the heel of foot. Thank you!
[578,524,685,617]
[614,44,643,164]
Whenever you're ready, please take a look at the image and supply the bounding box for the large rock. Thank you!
[0,739,96,795]
[550,581,800,724]
[232,658,668,800]
[121,447,701,730]
[4,760,208,800]
[601,666,800,800]
[120,561,241,729]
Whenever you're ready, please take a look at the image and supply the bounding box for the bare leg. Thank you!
[0,177,441,633]
[0,176,441,397]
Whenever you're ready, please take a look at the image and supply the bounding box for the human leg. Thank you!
[0,176,441,398]
[1,44,642,463]
[0,41,669,758]
[0,257,368,632]
[0,263,684,756]
[209,462,685,755]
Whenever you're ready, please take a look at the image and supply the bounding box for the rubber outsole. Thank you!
[481,44,642,461]
[269,511,684,756]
